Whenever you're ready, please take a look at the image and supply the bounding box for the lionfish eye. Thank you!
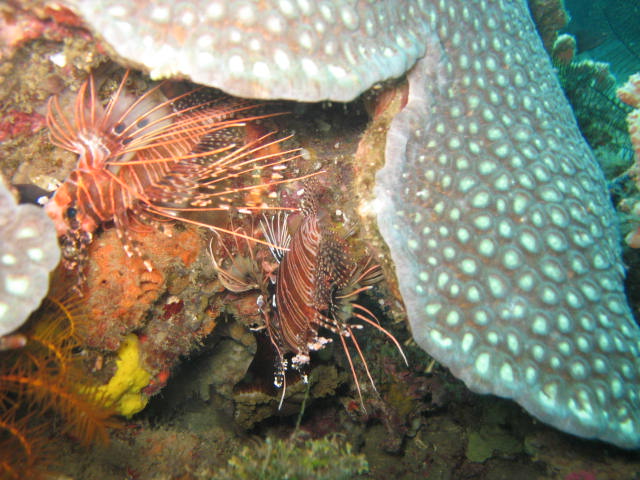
[113,122,126,134]
[66,206,77,220]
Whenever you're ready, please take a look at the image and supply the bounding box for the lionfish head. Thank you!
[44,69,173,277]
[43,179,94,279]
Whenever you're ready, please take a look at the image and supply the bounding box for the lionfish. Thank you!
[45,69,303,280]
[261,186,407,409]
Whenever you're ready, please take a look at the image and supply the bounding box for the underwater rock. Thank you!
[79,225,198,351]
[219,434,368,480]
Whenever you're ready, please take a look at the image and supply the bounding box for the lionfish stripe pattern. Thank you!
[264,186,407,409]
[45,70,304,278]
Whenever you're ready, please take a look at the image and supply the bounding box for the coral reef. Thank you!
[617,73,640,248]
[71,216,225,412]
[618,73,640,163]
[551,34,634,179]
[77,223,200,351]
[234,363,344,429]
[0,176,60,339]
[35,0,640,450]
[527,0,570,52]
[1,1,640,479]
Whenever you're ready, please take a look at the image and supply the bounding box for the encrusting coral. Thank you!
[372,1,640,448]
[62,0,432,102]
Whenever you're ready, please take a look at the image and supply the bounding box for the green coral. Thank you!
[216,434,368,480]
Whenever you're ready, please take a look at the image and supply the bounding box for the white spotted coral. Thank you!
[63,0,431,102]
[0,177,60,337]
[374,1,640,449]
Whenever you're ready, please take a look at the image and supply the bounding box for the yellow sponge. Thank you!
[96,333,151,418]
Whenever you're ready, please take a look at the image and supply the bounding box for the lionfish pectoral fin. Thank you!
[260,212,292,263]
[352,307,408,366]
[337,330,367,413]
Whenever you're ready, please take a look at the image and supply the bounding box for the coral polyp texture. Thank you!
[0,178,60,337]
[374,1,640,448]
[63,0,431,102]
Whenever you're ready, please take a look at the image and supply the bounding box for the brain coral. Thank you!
[374,1,640,449]
[0,178,60,337]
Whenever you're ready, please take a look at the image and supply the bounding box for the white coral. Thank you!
[0,177,60,336]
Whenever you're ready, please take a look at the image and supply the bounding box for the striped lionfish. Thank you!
[45,69,304,281]
[261,185,408,410]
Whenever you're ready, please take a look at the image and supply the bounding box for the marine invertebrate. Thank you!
[0,291,116,479]
[265,187,406,408]
[45,69,301,280]
[92,333,151,417]
[0,176,60,340]
[527,0,569,52]
[63,0,432,102]
[617,73,640,248]
[373,2,640,448]
[550,35,633,179]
